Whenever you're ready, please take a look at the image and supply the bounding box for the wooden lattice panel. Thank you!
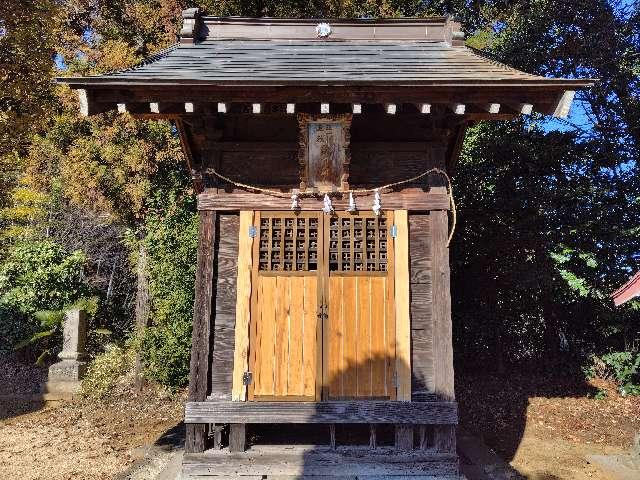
[328,214,389,272]
[258,213,319,271]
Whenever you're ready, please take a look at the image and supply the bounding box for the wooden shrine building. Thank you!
[60,10,592,478]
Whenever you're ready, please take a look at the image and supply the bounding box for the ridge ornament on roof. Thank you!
[315,23,332,38]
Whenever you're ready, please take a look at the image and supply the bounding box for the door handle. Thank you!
[317,305,328,319]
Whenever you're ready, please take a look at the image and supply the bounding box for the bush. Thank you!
[81,344,135,398]
[138,194,198,388]
[0,240,90,352]
[585,351,640,396]
[141,321,192,387]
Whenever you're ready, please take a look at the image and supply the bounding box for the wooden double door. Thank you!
[248,211,397,402]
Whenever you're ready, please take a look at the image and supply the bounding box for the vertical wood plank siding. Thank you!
[209,214,240,399]
[409,214,435,400]
[185,210,217,453]
[232,211,254,401]
[430,210,456,453]
[326,276,395,400]
[393,210,411,401]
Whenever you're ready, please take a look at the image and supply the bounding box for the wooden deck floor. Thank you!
[182,445,463,479]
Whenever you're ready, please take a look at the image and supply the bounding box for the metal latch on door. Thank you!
[317,304,328,320]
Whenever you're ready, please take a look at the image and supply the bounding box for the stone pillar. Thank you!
[43,309,88,398]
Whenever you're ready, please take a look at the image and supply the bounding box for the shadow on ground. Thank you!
[457,371,598,463]
[0,354,48,421]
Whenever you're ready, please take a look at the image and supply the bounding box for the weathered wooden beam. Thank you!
[431,210,455,401]
[78,89,89,116]
[185,401,458,424]
[84,84,583,105]
[231,211,254,401]
[76,89,115,116]
[199,140,439,153]
[182,449,459,477]
[185,210,217,454]
[321,102,330,114]
[518,103,534,115]
[352,103,362,114]
[229,424,246,453]
[116,102,150,114]
[148,102,188,114]
[417,103,431,114]
[434,425,457,453]
[394,210,411,401]
[430,209,456,454]
[450,103,465,115]
[197,189,451,211]
[395,426,414,450]
[552,90,576,118]
[484,103,501,114]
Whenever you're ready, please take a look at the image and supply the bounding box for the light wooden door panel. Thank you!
[247,210,403,402]
[251,275,318,400]
[326,275,396,400]
[249,212,322,401]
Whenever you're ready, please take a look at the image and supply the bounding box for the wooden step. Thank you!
[182,445,461,478]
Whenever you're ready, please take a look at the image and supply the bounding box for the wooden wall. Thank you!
[409,214,435,400]
[205,212,437,401]
[203,114,447,189]
[209,214,239,400]
[202,113,444,401]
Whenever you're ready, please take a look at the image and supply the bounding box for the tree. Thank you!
[451,0,640,372]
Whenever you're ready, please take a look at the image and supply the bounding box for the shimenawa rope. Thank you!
[205,167,457,246]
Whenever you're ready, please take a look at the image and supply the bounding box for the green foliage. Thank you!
[139,194,198,387]
[0,240,89,352]
[81,344,135,398]
[450,0,639,374]
[0,240,88,314]
[584,351,640,396]
[0,184,50,243]
[0,0,59,157]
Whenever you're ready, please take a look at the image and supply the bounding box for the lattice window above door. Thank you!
[328,214,389,272]
[258,214,319,271]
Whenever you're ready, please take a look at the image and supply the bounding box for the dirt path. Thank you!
[458,374,640,480]
[0,393,183,480]
[510,433,625,479]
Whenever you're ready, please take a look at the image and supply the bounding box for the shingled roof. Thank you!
[58,13,593,119]
[61,15,591,88]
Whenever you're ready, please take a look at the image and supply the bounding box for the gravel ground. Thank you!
[0,356,185,480]
[1,357,637,480]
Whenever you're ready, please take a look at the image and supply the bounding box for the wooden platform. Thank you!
[185,401,458,424]
[182,445,463,479]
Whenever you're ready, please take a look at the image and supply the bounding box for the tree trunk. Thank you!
[134,240,151,392]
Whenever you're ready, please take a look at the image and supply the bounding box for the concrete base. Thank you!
[40,379,82,401]
[587,454,640,480]
[48,359,87,381]
[182,445,462,479]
